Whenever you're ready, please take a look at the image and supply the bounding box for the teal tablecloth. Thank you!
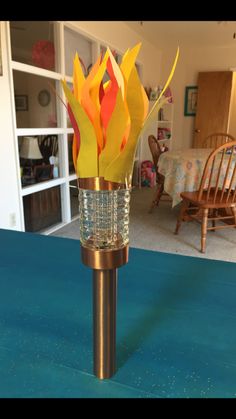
[0,228,236,398]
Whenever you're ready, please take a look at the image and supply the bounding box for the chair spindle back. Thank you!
[148,135,162,169]
[198,141,236,203]
[202,132,235,149]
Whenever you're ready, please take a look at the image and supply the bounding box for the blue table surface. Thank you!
[0,228,236,398]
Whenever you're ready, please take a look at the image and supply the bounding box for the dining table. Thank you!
[1,228,236,397]
[158,148,215,207]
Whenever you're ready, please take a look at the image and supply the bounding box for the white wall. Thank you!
[161,44,236,150]
[28,75,57,128]
[0,22,23,230]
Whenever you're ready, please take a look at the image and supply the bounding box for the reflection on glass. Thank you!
[23,186,62,232]
[70,179,79,218]
[64,27,93,77]
[13,71,58,128]
[10,21,57,72]
[19,135,60,186]
[67,134,75,174]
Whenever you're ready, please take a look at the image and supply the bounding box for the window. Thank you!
[10,21,58,72]
[13,71,59,128]
[64,27,93,77]
[8,21,143,233]
[9,21,98,233]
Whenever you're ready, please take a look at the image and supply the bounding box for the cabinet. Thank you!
[23,186,62,232]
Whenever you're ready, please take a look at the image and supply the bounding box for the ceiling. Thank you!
[125,21,236,49]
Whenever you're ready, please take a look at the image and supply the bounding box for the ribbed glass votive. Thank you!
[79,188,131,250]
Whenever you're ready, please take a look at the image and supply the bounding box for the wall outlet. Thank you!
[9,212,16,227]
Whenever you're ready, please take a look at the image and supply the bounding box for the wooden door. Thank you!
[193,71,233,148]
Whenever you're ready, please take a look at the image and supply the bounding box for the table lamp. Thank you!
[62,44,179,379]
[20,136,43,177]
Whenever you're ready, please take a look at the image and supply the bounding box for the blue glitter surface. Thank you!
[0,229,236,398]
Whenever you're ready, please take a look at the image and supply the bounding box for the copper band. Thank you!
[81,245,129,269]
[78,177,126,191]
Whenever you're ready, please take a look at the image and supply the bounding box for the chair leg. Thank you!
[201,208,209,253]
[232,206,236,227]
[148,183,164,213]
[211,209,216,230]
[174,199,189,235]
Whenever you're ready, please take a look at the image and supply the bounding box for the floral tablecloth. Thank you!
[158,148,214,207]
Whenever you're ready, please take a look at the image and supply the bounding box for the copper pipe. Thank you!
[93,268,117,379]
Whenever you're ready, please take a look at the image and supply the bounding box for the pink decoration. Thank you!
[141,160,156,187]
[32,40,55,70]
[163,86,173,103]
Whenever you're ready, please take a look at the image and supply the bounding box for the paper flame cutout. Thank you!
[62,43,179,186]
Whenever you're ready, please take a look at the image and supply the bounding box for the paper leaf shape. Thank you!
[62,80,98,177]
[73,53,85,102]
[104,65,145,185]
[99,89,129,176]
[120,43,141,83]
[107,47,125,98]
[67,104,81,174]
[100,57,119,143]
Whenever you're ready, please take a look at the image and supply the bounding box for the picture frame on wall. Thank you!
[33,164,53,182]
[15,95,28,111]
[184,86,198,116]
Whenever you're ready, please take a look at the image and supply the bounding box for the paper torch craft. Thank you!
[61,43,179,380]
[61,43,179,186]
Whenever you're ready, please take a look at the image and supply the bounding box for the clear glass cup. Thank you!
[79,188,131,250]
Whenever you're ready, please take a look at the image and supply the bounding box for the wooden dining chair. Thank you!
[148,135,170,213]
[39,135,58,164]
[201,132,235,148]
[174,141,236,253]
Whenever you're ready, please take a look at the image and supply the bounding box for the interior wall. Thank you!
[161,44,236,150]
[13,71,30,127]
[27,76,57,128]
[0,22,22,230]
[13,71,57,128]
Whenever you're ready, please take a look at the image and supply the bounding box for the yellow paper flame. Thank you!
[62,44,179,185]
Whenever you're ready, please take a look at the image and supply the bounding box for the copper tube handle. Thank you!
[93,268,117,379]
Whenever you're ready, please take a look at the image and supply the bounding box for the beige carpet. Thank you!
[51,187,236,263]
